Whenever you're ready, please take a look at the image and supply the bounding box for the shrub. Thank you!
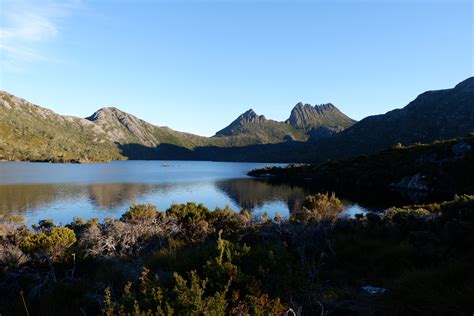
[32,219,55,232]
[167,203,213,244]
[166,202,211,224]
[19,227,76,261]
[291,193,344,222]
[121,204,158,223]
[382,207,430,224]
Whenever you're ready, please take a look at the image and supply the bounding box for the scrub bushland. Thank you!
[1,194,473,315]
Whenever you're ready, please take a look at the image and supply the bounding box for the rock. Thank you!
[452,142,472,159]
[239,109,267,123]
[390,173,431,191]
[361,286,387,295]
[286,102,355,130]
[214,109,267,136]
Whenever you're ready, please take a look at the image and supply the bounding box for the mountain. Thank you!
[215,109,267,137]
[214,103,355,144]
[0,92,122,162]
[1,77,472,163]
[214,109,308,143]
[286,102,355,131]
[307,77,474,161]
[0,92,332,162]
[86,107,210,149]
[191,77,474,163]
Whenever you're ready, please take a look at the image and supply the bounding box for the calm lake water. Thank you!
[0,161,379,225]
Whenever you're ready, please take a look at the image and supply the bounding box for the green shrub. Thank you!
[167,203,213,244]
[19,227,76,261]
[291,192,344,222]
[121,204,158,223]
[166,202,211,224]
[382,207,430,224]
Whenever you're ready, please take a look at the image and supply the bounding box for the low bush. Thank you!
[121,204,159,223]
[19,226,76,262]
[291,192,344,222]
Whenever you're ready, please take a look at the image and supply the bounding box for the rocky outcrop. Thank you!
[238,109,267,124]
[286,102,355,130]
[452,142,472,160]
[390,173,431,192]
[86,107,159,147]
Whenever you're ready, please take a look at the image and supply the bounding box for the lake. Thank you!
[0,160,394,225]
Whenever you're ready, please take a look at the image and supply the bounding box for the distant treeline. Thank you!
[249,134,474,194]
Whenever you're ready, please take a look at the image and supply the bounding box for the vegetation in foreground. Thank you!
[1,194,473,315]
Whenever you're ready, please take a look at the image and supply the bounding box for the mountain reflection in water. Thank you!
[0,179,310,223]
[0,161,448,225]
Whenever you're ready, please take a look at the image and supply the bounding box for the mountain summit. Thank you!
[215,103,355,142]
[215,109,267,137]
[286,102,355,130]
[86,107,160,147]
[238,109,267,123]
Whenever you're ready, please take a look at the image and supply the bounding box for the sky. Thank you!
[0,0,472,136]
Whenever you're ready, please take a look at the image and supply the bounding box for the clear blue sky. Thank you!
[0,0,472,136]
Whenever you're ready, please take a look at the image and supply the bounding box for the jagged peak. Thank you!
[292,102,337,112]
[214,108,267,136]
[316,103,337,109]
[293,102,312,110]
[238,108,266,123]
[287,102,354,129]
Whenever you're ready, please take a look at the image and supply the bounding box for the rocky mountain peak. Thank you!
[239,109,266,123]
[86,107,130,122]
[214,109,267,137]
[86,107,157,146]
[287,102,355,130]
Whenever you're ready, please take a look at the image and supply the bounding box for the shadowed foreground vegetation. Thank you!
[1,193,473,315]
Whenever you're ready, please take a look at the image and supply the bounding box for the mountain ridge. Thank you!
[303,76,474,161]
[0,77,472,163]
[0,92,353,161]
[214,102,355,142]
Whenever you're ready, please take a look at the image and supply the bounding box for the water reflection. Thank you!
[0,161,450,225]
[87,183,157,209]
[0,180,308,222]
[215,179,309,213]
